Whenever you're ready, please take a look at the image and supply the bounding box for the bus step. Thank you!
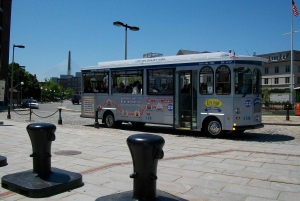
[177,127,191,130]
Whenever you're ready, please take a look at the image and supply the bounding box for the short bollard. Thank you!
[96,134,186,201]
[0,155,7,167]
[58,108,62,124]
[1,122,83,198]
[28,122,56,174]
[94,110,99,128]
[0,124,8,167]
[7,105,11,119]
[286,105,290,121]
[127,134,165,200]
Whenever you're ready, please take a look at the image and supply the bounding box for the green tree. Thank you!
[8,63,40,101]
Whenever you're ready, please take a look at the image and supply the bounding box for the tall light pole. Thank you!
[40,87,43,103]
[113,21,139,60]
[8,44,25,119]
[20,82,24,105]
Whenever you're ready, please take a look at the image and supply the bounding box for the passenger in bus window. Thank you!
[84,82,92,93]
[87,78,99,93]
[200,83,207,94]
[118,83,125,93]
[112,83,118,93]
[126,85,133,93]
[132,81,141,94]
[216,83,223,94]
[99,81,107,93]
[181,84,189,93]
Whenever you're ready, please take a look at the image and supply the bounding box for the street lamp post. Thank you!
[40,87,43,103]
[8,44,25,119]
[45,88,47,102]
[113,21,139,60]
[20,82,24,106]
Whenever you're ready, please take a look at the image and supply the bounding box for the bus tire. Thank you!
[104,112,117,128]
[203,118,225,138]
[131,122,146,128]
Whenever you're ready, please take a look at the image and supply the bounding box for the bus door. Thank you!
[174,70,197,130]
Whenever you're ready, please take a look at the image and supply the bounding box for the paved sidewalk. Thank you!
[0,116,300,200]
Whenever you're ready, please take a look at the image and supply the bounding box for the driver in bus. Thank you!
[90,78,99,93]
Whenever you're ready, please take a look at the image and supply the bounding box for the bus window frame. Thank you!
[199,66,214,95]
[216,65,231,95]
[146,68,174,96]
[83,71,109,94]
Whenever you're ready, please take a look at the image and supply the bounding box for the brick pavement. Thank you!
[0,109,300,200]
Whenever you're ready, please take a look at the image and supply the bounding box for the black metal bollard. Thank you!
[94,110,99,128]
[1,122,83,198]
[7,105,11,119]
[127,134,165,200]
[58,108,62,125]
[27,122,56,174]
[0,155,7,167]
[286,105,290,120]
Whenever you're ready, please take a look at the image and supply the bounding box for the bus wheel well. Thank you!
[202,116,225,138]
[103,110,119,128]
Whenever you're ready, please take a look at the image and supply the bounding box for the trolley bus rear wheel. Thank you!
[104,112,117,128]
[203,118,225,138]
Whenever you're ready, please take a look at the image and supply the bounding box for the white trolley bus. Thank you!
[80,51,266,137]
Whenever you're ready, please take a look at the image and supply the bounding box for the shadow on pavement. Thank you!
[84,123,295,143]
[224,132,295,143]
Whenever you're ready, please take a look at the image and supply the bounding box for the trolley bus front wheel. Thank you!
[104,112,121,128]
[203,117,225,138]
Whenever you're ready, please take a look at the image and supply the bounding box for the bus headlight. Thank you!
[235,108,240,114]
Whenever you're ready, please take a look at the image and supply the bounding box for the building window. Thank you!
[282,54,286,59]
[275,78,279,84]
[264,78,268,84]
[285,77,290,84]
[298,66,300,72]
[275,66,279,73]
[285,65,290,73]
[298,77,300,84]
[271,56,279,61]
[264,68,269,74]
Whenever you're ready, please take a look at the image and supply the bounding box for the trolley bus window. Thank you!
[199,66,214,95]
[111,70,143,94]
[234,67,252,96]
[253,68,262,95]
[83,72,109,94]
[147,69,174,95]
[216,65,231,95]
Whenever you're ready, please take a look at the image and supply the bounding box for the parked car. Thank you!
[72,94,81,104]
[54,97,60,102]
[24,99,39,109]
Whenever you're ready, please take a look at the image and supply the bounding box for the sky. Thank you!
[10,0,300,81]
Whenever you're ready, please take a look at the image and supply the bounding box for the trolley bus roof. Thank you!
[81,51,268,71]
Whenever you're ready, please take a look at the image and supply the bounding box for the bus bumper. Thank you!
[233,123,264,130]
